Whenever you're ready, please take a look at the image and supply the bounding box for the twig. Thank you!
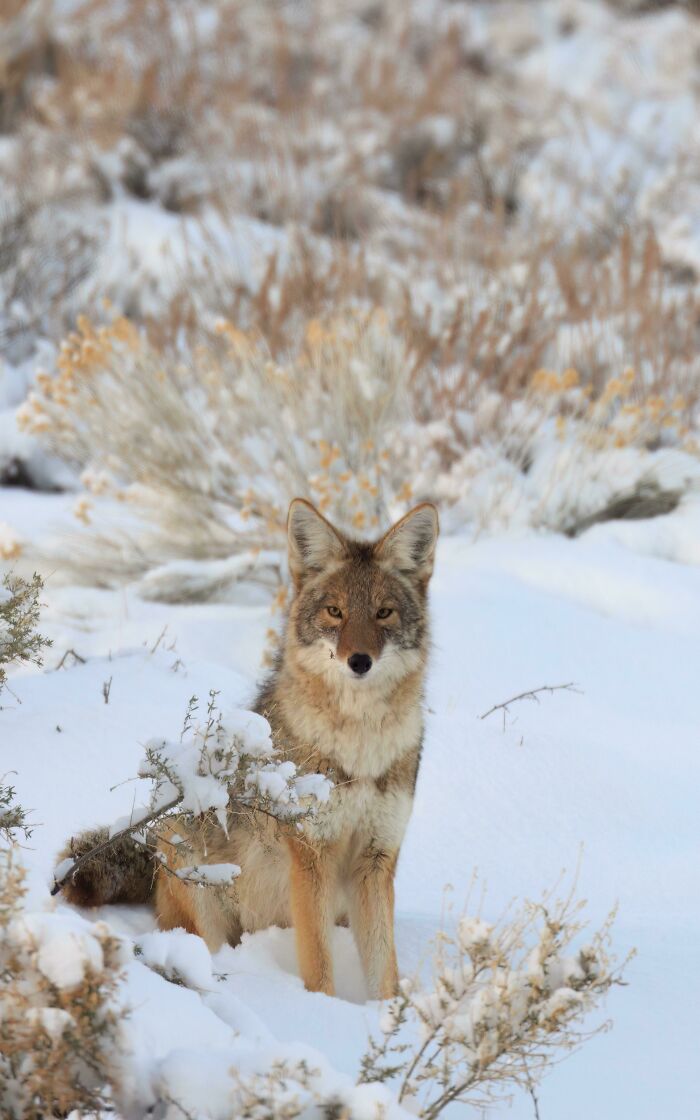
[1,679,21,704]
[480,683,580,731]
[525,1068,542,1120]
[149,625,169,654]
[102,676,112,704]
[55,648,86,670]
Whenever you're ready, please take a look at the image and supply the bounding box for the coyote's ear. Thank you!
[376,502,439,583]
[287,499,346,588]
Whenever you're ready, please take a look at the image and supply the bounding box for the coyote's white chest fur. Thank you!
[278,667,424,778]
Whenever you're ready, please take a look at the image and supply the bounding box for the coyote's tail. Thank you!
[56,827,155,907]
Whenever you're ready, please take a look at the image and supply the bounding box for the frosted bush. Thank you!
[360,885,626,1118]
[387,368,700,538]
[0,853,127,1119]
[54,690,332,897]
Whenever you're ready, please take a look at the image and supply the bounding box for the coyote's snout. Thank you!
[58,498,439,999]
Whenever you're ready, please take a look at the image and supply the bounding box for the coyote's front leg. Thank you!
[287,838,337,995]
[348,847,399,1000]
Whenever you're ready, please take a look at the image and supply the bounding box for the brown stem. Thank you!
[480,682,580,725]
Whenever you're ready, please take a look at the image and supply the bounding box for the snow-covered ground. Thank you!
[2,489,699,1118]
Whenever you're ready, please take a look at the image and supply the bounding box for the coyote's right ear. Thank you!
[287,499,346,588]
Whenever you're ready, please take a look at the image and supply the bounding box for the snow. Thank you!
[14,910,107,989]
[135,928,215,990]
[2,494,700,1117]
[86,200,290,321]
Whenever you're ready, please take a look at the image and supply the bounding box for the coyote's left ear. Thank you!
[376,502,439,583]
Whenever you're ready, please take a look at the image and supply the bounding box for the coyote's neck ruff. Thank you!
[59,499,439,1000]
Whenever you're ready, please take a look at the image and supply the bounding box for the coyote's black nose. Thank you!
[348,652,372,676]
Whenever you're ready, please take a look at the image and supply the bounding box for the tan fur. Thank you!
[59,500,438,1000]
[287,837,340,995]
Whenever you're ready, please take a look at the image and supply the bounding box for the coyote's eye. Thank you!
[376,607,393,620]
[326,605,342,619]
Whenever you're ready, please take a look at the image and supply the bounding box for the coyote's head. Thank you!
[286,498,438,689]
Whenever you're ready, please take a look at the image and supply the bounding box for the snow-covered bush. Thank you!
[122,879,624,1119]
[54,690,332,897]
[360,887,625,1118]
[0,852,127,1119]
[395,365,700,537]
[0,573,49,694]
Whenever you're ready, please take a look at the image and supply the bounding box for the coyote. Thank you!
[58,498,439,999]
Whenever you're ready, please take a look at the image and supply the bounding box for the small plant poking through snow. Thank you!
[54,690,332,895]
[0,573,50,695]
[0,783,31,847]
[359,883,627,1118]
[0,852,127,1119]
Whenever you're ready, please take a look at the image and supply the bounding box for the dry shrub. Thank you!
[361,880,627,1117]
[551,228,700,405]
[0,785,30,848]
[18,309,413,587]
[0,573,50,694]
[17,297,700,593]
[0,1,57,133]
[0,852,126,1119]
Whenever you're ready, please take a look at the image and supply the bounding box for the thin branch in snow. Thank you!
[480,683,581,731]
[54,648,86,670]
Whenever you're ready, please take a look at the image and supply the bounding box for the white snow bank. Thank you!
[135,928,214,990]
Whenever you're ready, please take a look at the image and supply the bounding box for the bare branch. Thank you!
[54,648,86,670]
[480,683,581,730]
